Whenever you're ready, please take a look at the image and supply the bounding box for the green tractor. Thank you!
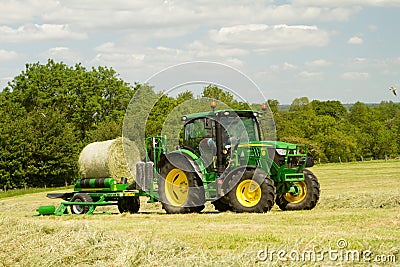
[146,109,320,214]
[37,108,320,215]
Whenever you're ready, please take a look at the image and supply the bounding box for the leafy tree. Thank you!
[176,91,194,104]
[5,59,134,142]
[267,99,279,114]
[0,105,78,189]
[201,85,250,110]
[347,101,399,159]
[0,59,135,189]
[311,100,348,119]
[289,97,310,112]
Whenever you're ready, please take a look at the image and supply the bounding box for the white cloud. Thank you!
[187,41,248,58]
[292,0,400,7]
[94,42,117,52]
[348,36,363,44]
[1,1,359,42]
[0,49,19,61]
[0,0,58,24]
[368,25,379,32]
[92,52,145,69]
[41,47,82,63]
[39,1,360,28]
[296,71,323,80]
[342,72,369,80]
[305,59,332,67]
[0,24,87,42]
[351,57,368,63]
[282,62,297,70]
[270,62,298,71]
[209,24,330,51]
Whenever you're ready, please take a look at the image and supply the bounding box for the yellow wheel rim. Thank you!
[165,168,189,206]
[284,181,307,203]
[236,180,262,207]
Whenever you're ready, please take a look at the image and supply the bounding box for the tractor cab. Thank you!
[181,110,264,175]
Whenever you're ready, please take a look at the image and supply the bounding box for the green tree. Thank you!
[5,59,134,142]
[0,105,78,189]
[311,100,348,119]
[289,97,310,112]
[201,85,250,110]
[267,99,279,114]
[0,59,136,189]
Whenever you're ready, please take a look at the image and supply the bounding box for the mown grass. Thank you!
[0,186,73,200]
[0,160,399,266]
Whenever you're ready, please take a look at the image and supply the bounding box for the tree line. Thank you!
[0,60,399,189]
[271,97,400,163]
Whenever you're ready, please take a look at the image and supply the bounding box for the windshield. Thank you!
[219,116,260,143]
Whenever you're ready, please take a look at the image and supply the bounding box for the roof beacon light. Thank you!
[261,103,267,112]
[210,100,217,112]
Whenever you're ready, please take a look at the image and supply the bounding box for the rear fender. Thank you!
[158,150,204,179]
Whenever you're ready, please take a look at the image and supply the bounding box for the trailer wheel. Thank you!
[159,160,205,214]
[70,193,93,214]
[276,169,320,210]
[118,197,140,214]
[227,168,276,213]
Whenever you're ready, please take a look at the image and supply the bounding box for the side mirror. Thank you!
[306,156,314,167]
[300,155,314,167]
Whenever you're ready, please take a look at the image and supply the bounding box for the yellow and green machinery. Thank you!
[37,109,320,215]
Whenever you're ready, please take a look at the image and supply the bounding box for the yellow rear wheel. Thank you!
[164,168,189,206]
[236,180,262,207]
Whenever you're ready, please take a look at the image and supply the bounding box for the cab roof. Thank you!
[182,110,259,121]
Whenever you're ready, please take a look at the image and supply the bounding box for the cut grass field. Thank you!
[0,160,399,266]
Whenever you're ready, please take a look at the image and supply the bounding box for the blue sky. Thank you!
[0,0,399,104]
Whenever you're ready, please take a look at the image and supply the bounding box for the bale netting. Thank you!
[78,137,140,183]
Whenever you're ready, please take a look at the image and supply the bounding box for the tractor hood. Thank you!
[238,141,298,150]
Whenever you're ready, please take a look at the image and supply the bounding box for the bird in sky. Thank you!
[389,86,397,96]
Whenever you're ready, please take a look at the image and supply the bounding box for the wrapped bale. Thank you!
[78,137,140,183]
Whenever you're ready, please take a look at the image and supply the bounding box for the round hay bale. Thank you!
[78,137,140,183]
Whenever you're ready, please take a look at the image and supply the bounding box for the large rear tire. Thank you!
[159,160,205,214]
[226,168,276,213]
[276,169,320,210]
[70,193,93,214]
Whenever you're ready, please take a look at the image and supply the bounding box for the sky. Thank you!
[0,0,400,104]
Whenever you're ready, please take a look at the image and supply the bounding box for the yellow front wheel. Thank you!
[227,168,276,213]
[283,181,307,204]
[276,169,320,211]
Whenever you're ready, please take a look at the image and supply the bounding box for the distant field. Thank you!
[0,160,399,266]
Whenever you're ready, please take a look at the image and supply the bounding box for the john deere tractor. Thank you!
[37,107,320,216]
[146,109,320,214]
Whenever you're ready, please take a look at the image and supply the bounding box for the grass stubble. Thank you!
[0,160,399,266]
